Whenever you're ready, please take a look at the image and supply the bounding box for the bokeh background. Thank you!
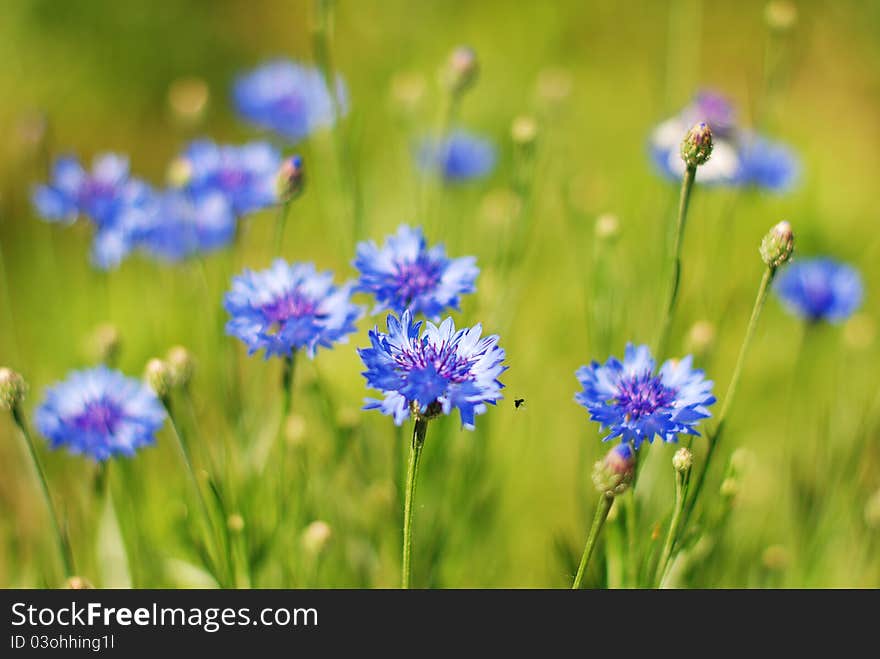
[1,0,878,587]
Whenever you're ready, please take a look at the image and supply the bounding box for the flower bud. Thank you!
[90,323,121,365]
[672,447,693,473]
[276,155,304,203]
[592,443,635,497]
[764,1,797,32]
[594,213,620,242]
[511,115,538,147]
[143,359,172,398]
[167,156,193,188]
[166,345,195,389]
[685,320,715,356]
[302,520,332,557]
[167,76,209,126]
[680,122,713,168]
[443,45,478,95]
[0,368,27,411]
[227,513,245,533]
[65,576,94,589]
[759,220,794,268]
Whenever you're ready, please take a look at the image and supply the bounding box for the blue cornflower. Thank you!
[32,154,155,270]
[417,131,496,181]
[649,90,799,192]
[354,225,478,320]
[359,310,506,429]
[174,140,281,216]
[35,366,166,461]
[233,59,346,143]
[224,260,363,359]
[773,257,863,323]
[140,189,236,262]
[575,344,716,449]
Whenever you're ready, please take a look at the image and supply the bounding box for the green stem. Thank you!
[572,494,613,589]
[273,201,292,253]
[684,265,776,525]
[657,164,696,358]
[656,467,688,585]
[11,406,75,579]
[401,418,427,589]
[163,397,229,587]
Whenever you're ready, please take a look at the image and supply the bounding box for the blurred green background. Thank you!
[1,0,878,588]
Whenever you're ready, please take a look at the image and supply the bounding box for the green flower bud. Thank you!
[0,367,27,411]
[144,359,172,398]
[672,447,693,473]
[166,345,195,389]
[227,513,245,533]
[759,220,794,268]
[511,115,538,147]
[443,45,478,95]
[764,1,797,32]
[680,122,713,168]
[685,320,715,356]
[592,444,635,497]
[594,213,620,242]
[301,520,333,557]
[276,155,304,203]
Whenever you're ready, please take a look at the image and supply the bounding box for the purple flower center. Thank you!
[395,339,473,384]
[218,168,248,191]
[394,259,442,304]
[614,372,676,420]
[260,290,322,329]
[72,398,123,436]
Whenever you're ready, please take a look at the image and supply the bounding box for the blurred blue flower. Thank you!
[354,225,478,320]
[141,190,236,262]
[233,59,346,143]
[224,260,363,359]
[417,131,496,181]
[773,257,863,323]
[575,344,716,449]
[35,366,166,461]
[648,90,799,192]
[175,140,281,216]
[359,310,506,429]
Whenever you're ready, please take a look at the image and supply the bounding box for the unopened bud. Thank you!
[443,45,478,95]
[167,157,193,188]
[276,155,304,203]
[227,513,245,533]
[167,77,210,126]
[511,116,538,147]
[680,122,713,168]
[594,213,620,241]
[302,520,332,556]
[166,345,195,389]
[65,576,94,589]
[592,443,636,497]
[90,323,121,365]
[764,1,797,32]
[0,368,27,411]
[760,220,794,268]
[144,359,171,398]
[672,447,693,473]
[685,320,715,356]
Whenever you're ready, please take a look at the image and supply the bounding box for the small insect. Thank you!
[514,398,526,409]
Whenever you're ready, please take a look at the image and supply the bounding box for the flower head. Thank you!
[0,367,27,411]
[417,131,496,181]
[140,189,236,262]
[276,155,305,203]
[224,260,363,359]
[35,366,165,461]
[354,225,478,320]
[359,310,506,429]
[443,45,479,95]
[592,443,636,497]
[575,344,716,449]
[173,140,281,216]
[773,257,863,323]
[681,122,714,167]
[233,60,346,143]
[760,220,795,268]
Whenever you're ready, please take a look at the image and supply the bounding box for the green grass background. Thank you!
[0,0,878,587]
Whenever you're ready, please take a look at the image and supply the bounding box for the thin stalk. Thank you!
[656,467,689,585]
[572,494,613,589]
[273,201,291,253]
[401,418,428,589]
[11,406,75,578]
[162,397,229,587]
[683,265,776,525]
[657,164,696,358]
